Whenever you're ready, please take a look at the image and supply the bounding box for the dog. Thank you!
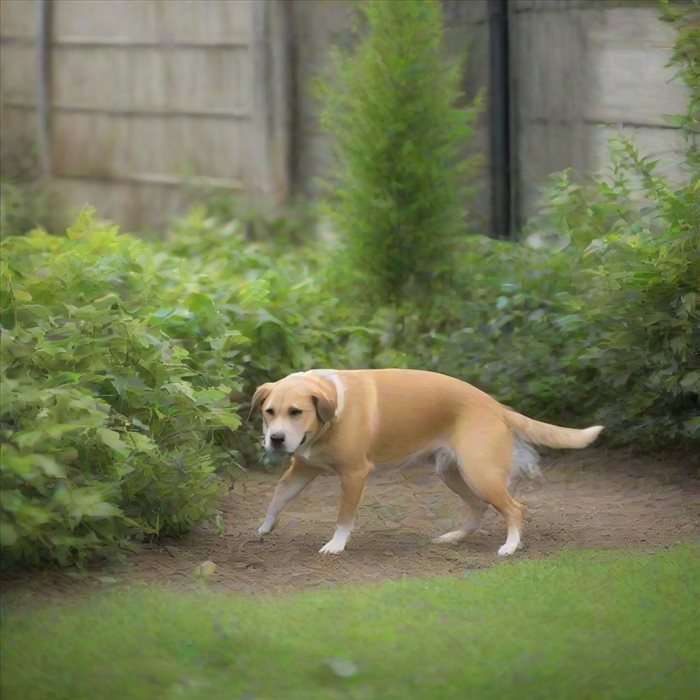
[249,369,603,556]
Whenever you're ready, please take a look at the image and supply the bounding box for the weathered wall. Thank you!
[0,0,692,234]
[1,0,289,231]
[510,0,691,224]
[0,0,40,166]
[294,0,691,232]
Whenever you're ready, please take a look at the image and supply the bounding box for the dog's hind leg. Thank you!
[258,458,321,536]
[433,450,488,544]
[451,422,527,556]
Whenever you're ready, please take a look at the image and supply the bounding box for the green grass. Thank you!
[1,547,698,700]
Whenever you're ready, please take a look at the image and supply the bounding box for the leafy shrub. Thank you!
[328,1,699,451]
[0,210,242,567]
[491,2,699,448]
[366,134,699,450]
[1,2,695,572]
[163,207,364,380]
[320,0,481,302]
[0,206,378,567]
[518,138,698,448]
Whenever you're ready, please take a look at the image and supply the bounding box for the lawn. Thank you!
[1,545,697,700]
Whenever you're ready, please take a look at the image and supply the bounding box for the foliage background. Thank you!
[318,0,481,302]
[0,0,697,568]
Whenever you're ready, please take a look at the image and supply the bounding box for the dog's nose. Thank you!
[270,432,285,448]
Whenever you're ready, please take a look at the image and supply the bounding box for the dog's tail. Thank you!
[504,410,604,450]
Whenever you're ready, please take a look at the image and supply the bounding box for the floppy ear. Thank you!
[312,390,337,424]
[247,382,274,421]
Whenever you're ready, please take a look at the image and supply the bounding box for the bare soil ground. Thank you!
[2,449,698,602]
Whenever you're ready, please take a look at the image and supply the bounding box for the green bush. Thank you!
[365,133,699,449]
[1,2,695,571]
[162,205,373,385]
[0,207,375,567]
[346,2,699,450]
[320,0,480,302]
[518,139,698,447]
[481,0,700,448]
[0,210,243,567]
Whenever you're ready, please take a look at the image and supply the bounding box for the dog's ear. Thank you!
[247,382,274,421]
[312,390,336,424]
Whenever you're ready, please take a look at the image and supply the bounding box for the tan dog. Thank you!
[250,369,603,556]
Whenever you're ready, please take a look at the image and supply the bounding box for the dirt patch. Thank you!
[2,449,698,602]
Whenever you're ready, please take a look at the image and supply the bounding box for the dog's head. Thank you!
[249,373,337,455]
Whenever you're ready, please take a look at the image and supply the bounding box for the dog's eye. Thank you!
[265,408,275,416]
[289,407,303,417]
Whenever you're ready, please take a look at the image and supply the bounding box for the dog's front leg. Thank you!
[319,461,371,554]
[258,458,320,536]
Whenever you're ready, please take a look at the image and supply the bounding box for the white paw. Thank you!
[319,525,352,554]
[319,540,346,555]
[497,543,517,556]
[432,530,467,544]
[257,522,274,536]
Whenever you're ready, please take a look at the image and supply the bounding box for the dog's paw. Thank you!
[432,530,467,544]
[319,526,352,554]
[257,523,273,537]
[497,543,517,556]
[319,540,346,555]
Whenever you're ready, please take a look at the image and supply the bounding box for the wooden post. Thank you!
[251,0,290,205]
[35,0,52,180]
[488,0,512,239]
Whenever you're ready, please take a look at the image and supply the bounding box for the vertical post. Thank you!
[269,0,291,203]
[488,0,511,239]
[251,0,290,205]
[251,1,270,199]
[35,0,52,179]
[284,0,298,199]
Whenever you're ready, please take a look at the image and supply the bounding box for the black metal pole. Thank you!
[488,0,511,239]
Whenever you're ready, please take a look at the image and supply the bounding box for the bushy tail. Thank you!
[504,410,604,450]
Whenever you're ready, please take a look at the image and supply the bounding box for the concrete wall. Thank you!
[511,0,691,224]
[290,0,691,233]
[0,0,692,233]
[1,0,290,231]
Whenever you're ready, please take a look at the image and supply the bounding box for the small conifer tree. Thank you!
[320,0,480,302]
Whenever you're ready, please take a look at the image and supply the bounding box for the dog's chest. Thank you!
[295,449,335,473]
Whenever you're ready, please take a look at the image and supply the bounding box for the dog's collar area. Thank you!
[294,419,333,455]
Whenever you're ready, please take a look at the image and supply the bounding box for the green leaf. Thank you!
[82,501,123,519]
[680,371,700,391]
[0,521,18,546]
[97,428,127,453]
[33,455,66,478]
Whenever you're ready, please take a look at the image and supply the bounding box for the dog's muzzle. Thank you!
[263,432,309,455]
